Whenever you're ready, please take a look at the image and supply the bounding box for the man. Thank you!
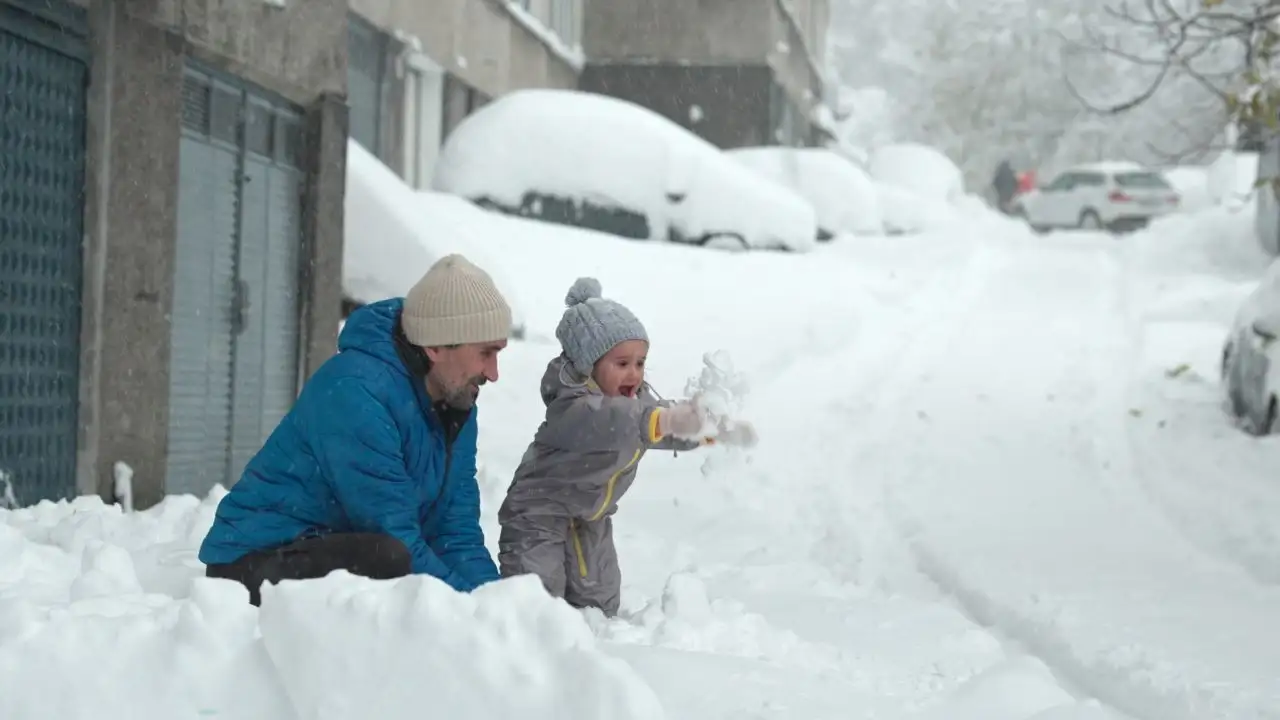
[199,254,512,605]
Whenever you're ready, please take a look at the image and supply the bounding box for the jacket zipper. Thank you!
[570,518,588,578]
[587,448,642,522]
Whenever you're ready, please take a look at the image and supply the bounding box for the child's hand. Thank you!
[657,400,705,438]
[716,420,758,449]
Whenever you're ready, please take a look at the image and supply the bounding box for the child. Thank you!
[497,277,757,616]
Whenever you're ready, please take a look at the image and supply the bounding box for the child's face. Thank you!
[592,340,648,397]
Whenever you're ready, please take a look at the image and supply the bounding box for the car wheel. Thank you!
[1078,209,1103,230]
[1220,341,1251,422]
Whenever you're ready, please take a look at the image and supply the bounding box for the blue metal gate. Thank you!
[0,0,88,506]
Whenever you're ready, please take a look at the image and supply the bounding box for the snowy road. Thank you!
[848,231,1280,720]
[2,204,1277,720]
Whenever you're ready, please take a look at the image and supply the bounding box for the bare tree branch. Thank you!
[1062,0,1280,158]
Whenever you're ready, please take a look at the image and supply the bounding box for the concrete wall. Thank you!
[582,0,772,64]
[349,0,580,98]
[579,64,774,148]
[77,0,348,508]
[580,0,827,146]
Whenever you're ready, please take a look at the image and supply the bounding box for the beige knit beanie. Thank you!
[401,254,513,347]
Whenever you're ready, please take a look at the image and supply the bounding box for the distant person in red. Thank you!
[1017,170,1037,196]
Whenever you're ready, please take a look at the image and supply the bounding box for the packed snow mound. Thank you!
[260,572,665,720]
[0,495,665,720]
[431,88,817,252]
[343,139,527,335]
[868,143,966,204]
[727,146,883,236]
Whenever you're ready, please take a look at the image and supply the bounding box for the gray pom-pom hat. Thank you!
[555,277,649,376]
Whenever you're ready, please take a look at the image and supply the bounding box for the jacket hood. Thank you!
[338,298,409,376]
[539,354,582,407]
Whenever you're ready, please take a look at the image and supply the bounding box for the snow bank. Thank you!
[343,139,528,335]
[1160,166,1212,213]
[868,142,966,204]
[727,146,883,237]
[0,496,665,720]
[1207,150,1259,209]
[1131,203,1271,282]
[431,88,817,252]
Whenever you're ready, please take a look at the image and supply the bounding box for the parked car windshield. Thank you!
[1114,172,1171,189]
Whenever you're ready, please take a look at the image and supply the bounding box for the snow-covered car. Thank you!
[431,89,817,253]
[1011,162,1181,233]
[863,143,971,234]
[1221,259,1280,435]
[726,146,882,240]
[867,143,966,205]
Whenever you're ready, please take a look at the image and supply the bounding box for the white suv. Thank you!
[1012,163,1181,233]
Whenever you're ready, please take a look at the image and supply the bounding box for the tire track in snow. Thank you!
[840,235,1150,720]
[693,233,1016,621]
[853,234,1280,720]
[671,235,1030,714]
[684,235,1003,588]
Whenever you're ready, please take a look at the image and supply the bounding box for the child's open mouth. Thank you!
[619,385,637,397]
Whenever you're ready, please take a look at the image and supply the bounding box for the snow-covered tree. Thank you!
[827,0,1237,188]
[1067,0,1278,158]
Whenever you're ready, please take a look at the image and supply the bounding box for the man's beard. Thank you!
[444,376,485,409]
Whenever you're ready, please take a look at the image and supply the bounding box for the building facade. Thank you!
[346,0,584,188]
[578,0,830,149]
[0,0,348,509]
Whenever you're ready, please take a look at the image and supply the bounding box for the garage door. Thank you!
[165,65,305,497]
[0,1,88,506]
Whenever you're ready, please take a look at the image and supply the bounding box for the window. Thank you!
[549,0,581,46]
[441,74,491,141]
[1114,172,1171,189]
[402,56,446,189]
[347,13,391,158]
[1042,174,1075,191]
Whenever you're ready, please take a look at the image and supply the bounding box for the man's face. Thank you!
[424,339,508,410]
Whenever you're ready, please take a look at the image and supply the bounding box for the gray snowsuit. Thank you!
[497,354,700,615]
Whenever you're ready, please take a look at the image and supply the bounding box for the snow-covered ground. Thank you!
[2,182,1278,719]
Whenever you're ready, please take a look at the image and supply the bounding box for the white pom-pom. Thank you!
[565,277,602,307]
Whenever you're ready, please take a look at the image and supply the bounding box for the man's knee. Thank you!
[364,534,412,578]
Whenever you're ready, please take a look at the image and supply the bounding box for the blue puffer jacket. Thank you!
[198,298,500,592]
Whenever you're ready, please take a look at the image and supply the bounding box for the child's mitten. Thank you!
[657,400,705,438]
